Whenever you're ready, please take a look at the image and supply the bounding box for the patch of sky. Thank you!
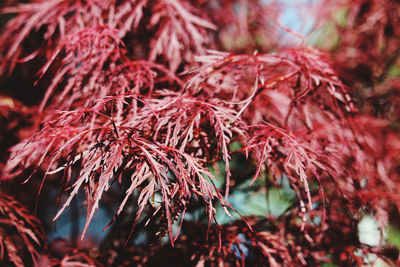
[47,186,113,243]
[358,215,385,247]
[231,234,250,259]
[264,0,319,41]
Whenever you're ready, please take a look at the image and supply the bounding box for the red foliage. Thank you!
[0,192,46,267]
[1,0,400,266]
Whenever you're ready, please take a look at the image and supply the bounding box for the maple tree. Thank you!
[0,0,399,266]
